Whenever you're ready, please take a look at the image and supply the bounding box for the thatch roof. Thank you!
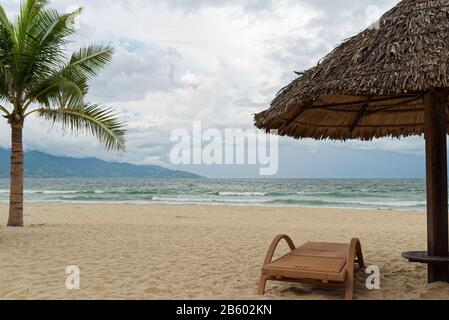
[254,0,449,141]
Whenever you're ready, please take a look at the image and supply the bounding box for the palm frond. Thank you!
[0,5,14,101]
[0,67,10,103]
[15,6,82,93]
[0,105,10,115]
[26,69,89,109]
[37,8,81,45]
[0,5,13,33]
[26,44,112,104]
[6,0,49,91]
[67,44,113,81]
[37,104,126,152]
[30,76,87,107]
[15,0,47,45]
[25,9,78,67]
[13,0,44,57]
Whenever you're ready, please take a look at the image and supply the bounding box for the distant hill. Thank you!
[0,148,203,179]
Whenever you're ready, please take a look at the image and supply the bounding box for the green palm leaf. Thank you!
[0,6,14,101]
[37,104,126,152]
[23,8,81,79]
[26,44,113,105]
[68,44,113,81]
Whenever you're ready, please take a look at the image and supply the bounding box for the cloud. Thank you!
[89,41,184,102]
[0,0,422,178]
[180,71,200,89]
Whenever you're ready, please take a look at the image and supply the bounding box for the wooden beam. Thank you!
[424,90,449,283]
[290,120,425,129]
[306,94,420,110]
[364,97,423,115]
[292,97,423,114]
[307,105,423,114]
[365,106,423,116]
[349,103,369,134]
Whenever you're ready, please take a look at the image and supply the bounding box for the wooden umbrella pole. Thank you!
[424,90,449,283]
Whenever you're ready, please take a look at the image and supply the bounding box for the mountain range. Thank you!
[0,148,202,179]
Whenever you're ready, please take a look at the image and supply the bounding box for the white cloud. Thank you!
[181,71,200,89]
[0,0,420,177]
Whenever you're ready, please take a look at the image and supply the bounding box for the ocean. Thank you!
[0,178,427,211]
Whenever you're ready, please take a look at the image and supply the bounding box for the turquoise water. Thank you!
[0,178,427,211]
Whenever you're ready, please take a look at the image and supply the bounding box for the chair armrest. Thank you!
[347,238,364,271]
[263,234,296,266]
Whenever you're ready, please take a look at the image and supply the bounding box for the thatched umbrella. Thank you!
[254,0,449,283]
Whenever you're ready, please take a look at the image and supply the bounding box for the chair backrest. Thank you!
[292,242,349,259]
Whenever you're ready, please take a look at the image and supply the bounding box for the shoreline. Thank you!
[0,201,429,212]
[0,203,445,300]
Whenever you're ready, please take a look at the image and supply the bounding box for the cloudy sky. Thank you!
[1,0,428,178]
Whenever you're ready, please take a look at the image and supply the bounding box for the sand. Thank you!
[0,203,448,300]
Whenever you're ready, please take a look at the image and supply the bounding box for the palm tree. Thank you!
[0,0,126,227]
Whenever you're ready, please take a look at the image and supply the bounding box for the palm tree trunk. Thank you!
[7,125,24,227]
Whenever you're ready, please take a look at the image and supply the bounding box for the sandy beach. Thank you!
[0,203,448,300]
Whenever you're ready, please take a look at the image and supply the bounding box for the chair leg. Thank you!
[257,275,268,295]
[344,277,354,300]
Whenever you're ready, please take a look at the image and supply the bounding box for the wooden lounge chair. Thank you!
[257,235,365,300]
